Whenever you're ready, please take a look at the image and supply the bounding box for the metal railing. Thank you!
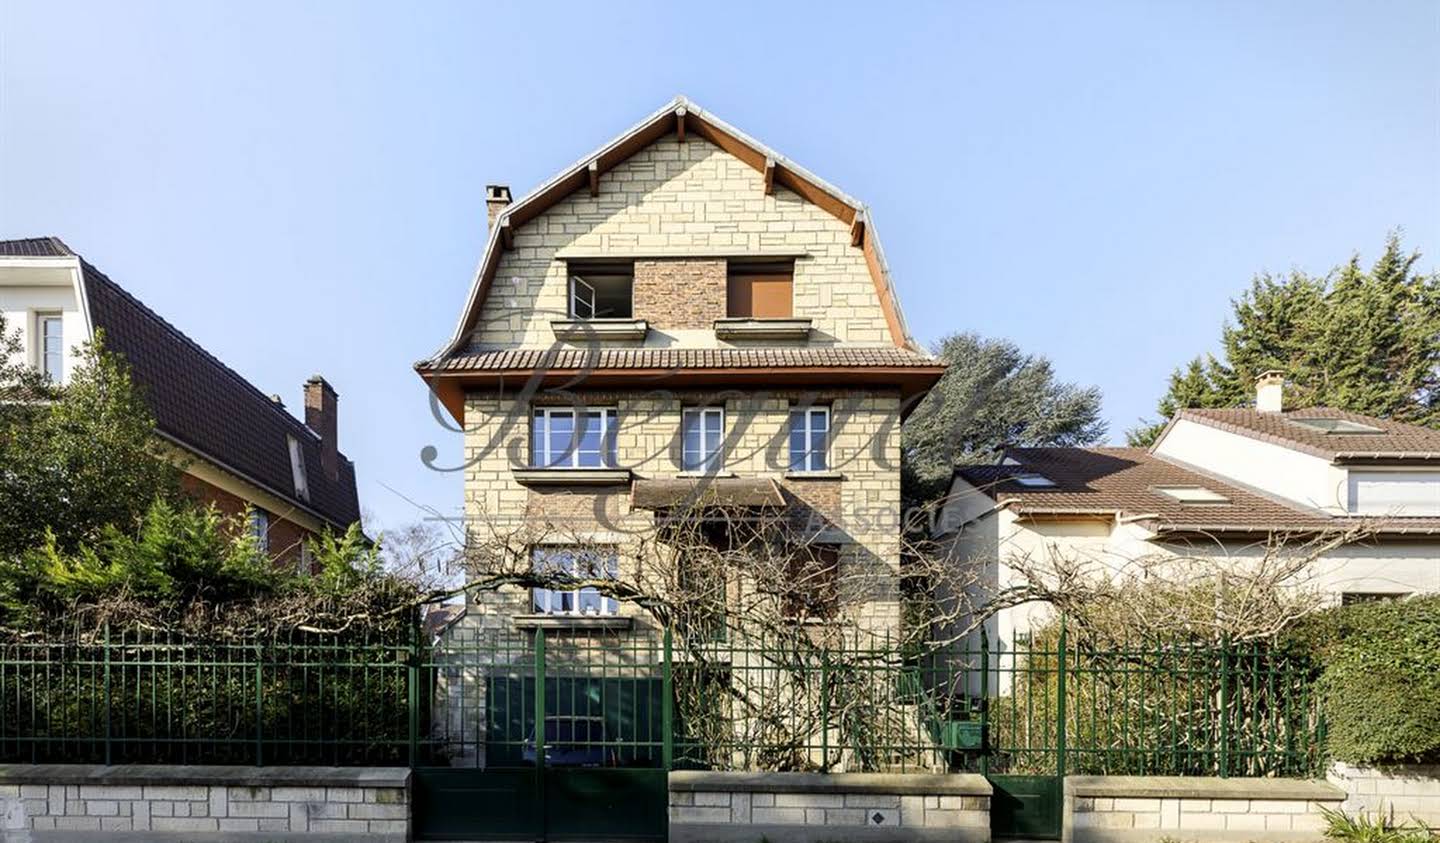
[0,619,1325,777]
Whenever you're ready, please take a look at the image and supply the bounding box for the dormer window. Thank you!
[38,313,62,383]
[287,434,310,502]
[568,263,633,319]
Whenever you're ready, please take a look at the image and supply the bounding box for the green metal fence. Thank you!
[0,619,1325,778]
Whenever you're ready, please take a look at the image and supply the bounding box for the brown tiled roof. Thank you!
[1175,407,1440,461]
[632,477,785,509]
[955,447,1440,535]
[0,236,74,257]
[421,346,941,373]
[73,256,361,530]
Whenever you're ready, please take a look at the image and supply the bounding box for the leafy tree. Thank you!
[1129,234,1440,445]
[0,319,179,556]
[902,332,1106,507]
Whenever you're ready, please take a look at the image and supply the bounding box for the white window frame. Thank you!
[681,406,725,473]
[570,276,597,319]
[37,312,63,384]
[788,405,830,472]
[532,407,618,469]
[287,435,310,501]
[531,547,620,616]
[248,508,270,553]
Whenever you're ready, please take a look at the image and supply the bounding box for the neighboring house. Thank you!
[0,236,362,561]
[416,96,945,643]
[941,373,1440,646]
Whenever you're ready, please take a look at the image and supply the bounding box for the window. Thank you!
[788,406,830,472]
[1341,592,1409,606]
[532,408,618,468]
[287,435,310,501]
[784,546,839,619]
[1013,473,1055,487]
[1290,417,1384,434]
[1348,471,1440,516]
[38,314,62,383]
[727,262,794,318]
[531,547,619,616]
[568,264,633,319]
[247,508,270,553]
[681,407,724,473]
[1154,486,1231,504]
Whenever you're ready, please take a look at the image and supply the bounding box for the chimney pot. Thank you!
[485,185,512,230]
[1256,370,1285,413]
[304,375,340,482]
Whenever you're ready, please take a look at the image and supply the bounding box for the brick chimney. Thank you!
[485,185,512,230]
[1256,370,1285,413]
[304,375,339,481]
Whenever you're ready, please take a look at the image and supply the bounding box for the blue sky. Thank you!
[3,1,1437,531]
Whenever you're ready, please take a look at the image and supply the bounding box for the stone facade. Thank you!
[1328,762,1440,828]
[1063,776,1345,843]
[469,137,893,349]
[0,765,409,840]
[668,771,991,843]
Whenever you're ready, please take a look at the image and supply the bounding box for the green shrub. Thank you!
[1320,805,1437,843]
[1299,597,1440,765]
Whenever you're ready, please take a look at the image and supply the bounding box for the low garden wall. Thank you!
[668,770,991,843]
[1327,762,1440,828]
[0,765,410,841]
[1063,775,1345,843]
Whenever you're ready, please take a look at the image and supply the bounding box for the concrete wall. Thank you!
[1328,762,1440,828]
[668,771,991,843]
[1064,776,1345,843]
[0,766,409,841]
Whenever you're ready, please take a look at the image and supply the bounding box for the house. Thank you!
[0,237,362,561]
[416,96,945,639]
[941,373,1440,645]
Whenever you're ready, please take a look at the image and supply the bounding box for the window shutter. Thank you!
[727,274,793,318]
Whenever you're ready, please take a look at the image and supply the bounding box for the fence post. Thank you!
[1055,617,1067,781]
[662,627,674,771]
[254,643,264,767]
[534,627,547,838]
[1219,635,1230,778]
[103,623,112,766]
[979,626,989,778]
[408,622,420,767]
[820,645,830,771]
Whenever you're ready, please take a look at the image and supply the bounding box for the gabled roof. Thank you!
[0,239,362,531]
[423,95,920,364]
[1171,407,1440,462]
[954,447,1440,536]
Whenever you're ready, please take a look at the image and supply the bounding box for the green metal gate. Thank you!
[412,626,671,841]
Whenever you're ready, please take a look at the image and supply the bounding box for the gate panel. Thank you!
[544,768,668,840]
[413,768,540,841]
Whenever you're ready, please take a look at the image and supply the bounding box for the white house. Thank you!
[939,373,1440,646]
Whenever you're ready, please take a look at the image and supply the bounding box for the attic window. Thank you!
[287,435,310,502]
[568,263,633,319]
[1290,417,1384,435]
[1012,473,1055,487]
[727,261,794,318]
[1154,485,1229,504]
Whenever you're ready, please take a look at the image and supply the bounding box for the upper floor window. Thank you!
[568,263,633,319]
[727,262,793,318]
[682,407,724,473]
[247,507,270,553]
[38,313,62,383]
[788,405,830,472]
[531,547,619,616]
[532,407,618,468]
[287,435,310,501]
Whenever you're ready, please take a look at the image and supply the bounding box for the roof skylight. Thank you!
[1289,417,1384,435]
[1154,485,1230,504]
[1013,473,1055,487]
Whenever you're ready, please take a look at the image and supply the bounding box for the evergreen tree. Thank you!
[1129,234,1440,445]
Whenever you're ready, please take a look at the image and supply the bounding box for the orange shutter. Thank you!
[727,274,793,318]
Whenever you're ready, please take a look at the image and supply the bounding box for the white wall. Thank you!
[0,267,86,385]
[1347,469,1440,516]
[1154,417,1347,513]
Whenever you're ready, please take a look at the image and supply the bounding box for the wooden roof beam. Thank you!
[675,107,687,142]
[763,158,776,195]
[850,212,866,247]
[498,217,514,250]
[587,160,600,197]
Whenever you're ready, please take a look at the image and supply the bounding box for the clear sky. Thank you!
[3,1,1437,532]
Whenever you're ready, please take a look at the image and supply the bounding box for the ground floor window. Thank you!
[531,547,619,615]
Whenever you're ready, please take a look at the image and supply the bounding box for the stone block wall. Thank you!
[668,771,990,842]
[1328,762,1440,828]
[1064,775,1344,843]
[0,765,409,841]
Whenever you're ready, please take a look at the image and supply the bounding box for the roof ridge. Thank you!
[80,260,347,457]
